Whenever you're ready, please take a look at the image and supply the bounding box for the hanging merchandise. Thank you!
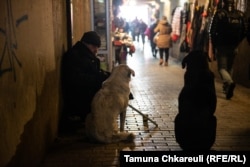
[189,0,206,51]
[192,7,203,50]
[190,0,198,24]
[186,0,198,49]
[236,0,247,13]
[171,6,182,42]
[200,0,210,32]
[196,0,210,52]
[208,0,221,61]
[179,2,191,53]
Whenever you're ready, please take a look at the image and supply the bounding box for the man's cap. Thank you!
[81,31,101,47]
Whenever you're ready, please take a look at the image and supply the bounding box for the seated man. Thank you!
[60,31,110,132]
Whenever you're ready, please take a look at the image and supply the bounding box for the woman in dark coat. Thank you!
[61,31,110,131]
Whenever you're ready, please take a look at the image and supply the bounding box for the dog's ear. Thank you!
[131,69,135,77]
[128,68,135,78]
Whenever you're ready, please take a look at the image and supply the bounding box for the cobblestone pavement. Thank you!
[40,41,250,167]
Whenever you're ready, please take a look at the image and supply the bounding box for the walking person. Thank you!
[139,19,148,47]
[131,17,140,42]
[209,0,247,100]
[149,19,159,57]
[154,16,172,66]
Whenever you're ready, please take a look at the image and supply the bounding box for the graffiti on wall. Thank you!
[0,0,28,81]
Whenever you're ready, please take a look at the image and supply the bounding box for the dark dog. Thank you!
[175,50,217,150]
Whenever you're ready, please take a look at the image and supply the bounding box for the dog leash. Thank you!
[128,104,158,127]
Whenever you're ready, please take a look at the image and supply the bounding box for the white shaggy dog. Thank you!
[85,64,135,143]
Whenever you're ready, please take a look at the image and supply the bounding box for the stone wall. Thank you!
[0,0,67,166]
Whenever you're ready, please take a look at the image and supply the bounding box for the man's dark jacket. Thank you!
[61,41,110,120]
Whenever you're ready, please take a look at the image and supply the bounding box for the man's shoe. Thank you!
[226,83,236,100]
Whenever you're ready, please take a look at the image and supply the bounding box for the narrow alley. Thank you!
[40,40,250,167]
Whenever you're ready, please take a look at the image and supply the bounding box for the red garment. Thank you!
[172,34,179,42]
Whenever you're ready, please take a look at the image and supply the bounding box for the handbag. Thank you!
[153,34,159,44]
[180,39,190,52]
